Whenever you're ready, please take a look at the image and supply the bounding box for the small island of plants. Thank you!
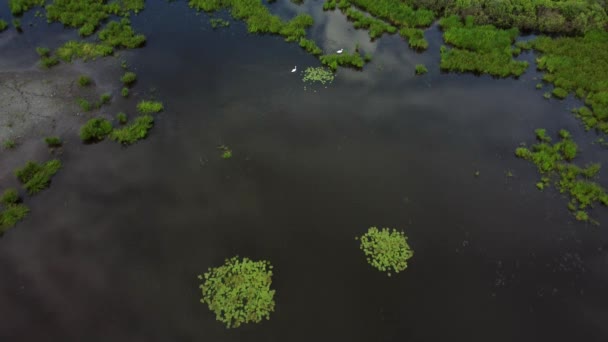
[357,226,414,276]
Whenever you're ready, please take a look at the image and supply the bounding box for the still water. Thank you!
[1,1,607,341]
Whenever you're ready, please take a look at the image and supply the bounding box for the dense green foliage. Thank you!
[439,15,529,77]
[14,160,62,195]
[0,189,19,206]
[198,256,275,328]
[319,52,365,71]
[9,0,44,15]
[357,227,414,276]
[77,98,91,111]
[98,19,146,48]
[110,115,154,145]
[78,75,92,86]
[44,136,62,147]
[302,67,334,84]
[405,0,608,34]
[399,27,428,50]
[0,19,7,32]
[56,41,113,62]
[344,7,397,39]
[298,38,323,55]
[349,0,434,27]
[137,100,164,114]
[515,129,608,222]
[40,56,60,68]
[530,31,608,132]
[46,0,111,36]
[415,64,428,75]
[121,71,137,86]
[80,117,113,142]
[0,189,29,234]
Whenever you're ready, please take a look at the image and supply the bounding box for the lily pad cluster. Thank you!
[356,226,414,276]
[198,256,276,328]
[302,67,334,85]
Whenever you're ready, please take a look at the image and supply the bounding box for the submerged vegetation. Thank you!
[110,115,154,145]
[515,129,608,223]
[302,67,334,85]
[439,15,528,78]
[357,227,414,276]
[198,256,276,328]
[210,17,230,29]
[0,189,29,235]
[14,160,62,195]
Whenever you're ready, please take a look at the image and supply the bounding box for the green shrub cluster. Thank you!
[0,189,29,235]
[198,256,276,328]
[14,160,62,195]
[56,41,113,62]
[98,19,146,48]
[9,0,44,15]
[45,0,112,36]
[110,115,154,145]
[120,71,137,86]
[356,227,414,276]
[515,129,608,223]
[439,15,528,77]
[78,75,92,86]
[80,117,113,142]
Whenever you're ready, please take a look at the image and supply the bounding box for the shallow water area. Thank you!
[1,1,608,341]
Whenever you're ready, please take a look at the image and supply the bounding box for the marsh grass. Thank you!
[40,56,59,68]
[0,195,29,234]
[137,100,164,114]
[80,117,113,142]
[121,87,129,97]
[77,98,91,111]
[0,19,7,32]
[210,18,230,29]
[46,0,112,36]
[344,7,396,39]
[356,226,413,276]
[44,136,62,147]
[0,189,19,206]
[14,160,62,195]
[399,27,428,50]
[13,18,22,32]
[78,75,92,87]
[56,41,113,62]
[98,19,146,48]
[439,15,528,78]
[298,38,322,55]
[3,139,16,149]
[120,71,137,86]
[110,115,154,145]
[35,47,50,57]
[415,64,427,75]
[552,87,568,99]
[9,0,44,15]
[516,129,608,223]
[218,145,232,159]
[198,256,275,328]
[116,112,128,124]
[348,0,434,28]
[99,93,111,105]
[320,52,365,71]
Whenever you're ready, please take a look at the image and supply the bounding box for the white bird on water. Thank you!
[291,66,297,73]
[336,48,344,54]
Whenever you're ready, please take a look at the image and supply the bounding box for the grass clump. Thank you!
[35,47,50,57]
[552,87,568,99]
[3,139,17,149]
[40,56,59,68]
[121,87,129,97]
[198,256,275,328]
[320,52,365,71]
[218,145,232,159]
[14,160,62,195]
[98,19,146,48]
[12,18,22,32]
[0,20,7,32]
[110,114,153,145]
[137,100,164,114]
[9,0,44,15]
[78,75,92,87]
[80,117,113,142]
[348,0,434,28]
[298,38,322,56]
[45,0,111,36]
[44,136,62,147]
[399,27,428,50]
[530,31,608,133]
[56,40,113,62]
[77,98,91,111]
[116,112,128,124]
[0,189,29,235]
[210,18,230,29]
[515,129,608,223]
[99,93,111,105]
[356,226,414,276]
[415,64,427,75]
[120,71,137,86]
[302,67,334,85]
[344,7,397,39]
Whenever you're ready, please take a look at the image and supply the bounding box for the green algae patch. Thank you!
[356,227,413,277]
[198,256,275,328]
[530,31,608,133]
[0,189,29,235]
[439,15,528,78]
[9,0,44,16]
[14,160,62,195]
[80,117,113,142]
[98,18,146,48]
[110,115,154,145]
[515,129,608,223]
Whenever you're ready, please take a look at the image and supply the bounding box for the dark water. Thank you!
[1,1,608,341]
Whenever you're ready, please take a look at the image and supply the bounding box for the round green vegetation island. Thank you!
[357,227,413,276]
[198,256,276,328]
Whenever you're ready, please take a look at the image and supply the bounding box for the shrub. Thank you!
[80,117,113,142]
[137,100,164,114]
[415,64,428,75]
[198,256,276,328]
[110,114,154,145]
[356,227,414,276]
[78,75,92,86]
[14,160,62,195]
[44,136,62,147]
[120,71,137,86]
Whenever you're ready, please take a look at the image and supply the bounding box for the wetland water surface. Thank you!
[1,1,608,341]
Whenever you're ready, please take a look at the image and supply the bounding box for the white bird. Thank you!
[291,66,297,73]
[336,48,344,54]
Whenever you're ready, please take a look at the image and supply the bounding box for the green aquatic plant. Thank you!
[137,100,164,114]
[198,256,276,328]
[210,17,230,29]
[298,38,322,56]
[218,145,232,159]
[116,112,128,124]
[121,87,129,97]
[9,0,44,15]
[0,189,19,206]
[120,71,137,86]
[302,67,334,85]
[515,129,608,223]
[347,0,434,28]
[323,0,336,11]
[14,160,62,195]
[40,56,59,68]
[35,47,50,57]
[12,18,22,32]
[415,64,427,75]
[3,139,16,149]
[356,226,413,276]
[0,19,7,32]
[99,93,112,105]
[98,19,146,48]
[552,87,568,99]
[0,190,29,234]
[56,40,114,62]
[320,52,365,71]
[80,117,113,142]
[110,115,154,145]
[536,83,543,89]
[439,15,528,78]
[78,75,92,86]
[543,92,551,99]
[44,136,62,147]
[77,98,91,111]
[399,27,428,50]
[344,7,397,39]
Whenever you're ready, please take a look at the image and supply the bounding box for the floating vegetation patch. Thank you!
[210,18,230,29]
[14,160,62,195]
[439,15,528,78]
[120,71,137,86]
[198,256,276,328]
[515,129,608,223]
[80,117,113,142]
[356,226,414,276]
[218,145,232,159]
[529,31,608,133]
[137,100,164,114]
[0,189,29,235]
[302,67,334,85]
[110,115,154,145]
